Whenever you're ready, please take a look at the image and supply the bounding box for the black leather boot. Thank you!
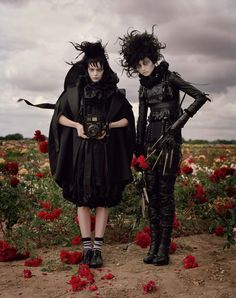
[152,226,172,265]
[143,222,161,264]
[152,175,176,266]
[90,250,103,268]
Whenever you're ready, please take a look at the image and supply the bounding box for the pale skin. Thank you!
[58,62,128,238]
[136,57,155,76]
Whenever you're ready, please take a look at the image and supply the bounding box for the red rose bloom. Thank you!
[71,236,81,246]
[214,225,224,236]
[132,155,149,171]
[173,214,180,229]
[39,201,52,210]
[135,231,151,248]
[182,165,193,175]
[169,241,177,254]
[37,208,61,221]
[60,250,83,264]
[36,172,45,179]
[10,176,20,187]
[194,184,208,203]
[39,141,48,154]
[0,240,17,261]
[183,254,198,269]
[4,162,19,175]
[24,257,42,267]
[143,226,151,235]
[143,280,157,294]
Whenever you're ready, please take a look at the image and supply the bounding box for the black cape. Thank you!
[49,63,136,206]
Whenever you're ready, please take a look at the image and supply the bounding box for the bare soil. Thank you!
[0,234,235,298]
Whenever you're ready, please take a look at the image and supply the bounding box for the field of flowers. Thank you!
[0,133,236,252]
[0,133,236,296]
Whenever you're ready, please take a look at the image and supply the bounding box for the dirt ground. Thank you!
[0,234,236,298]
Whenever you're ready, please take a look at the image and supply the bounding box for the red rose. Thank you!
[10,176,20,187]
[3,162,19,175]
[143,280,157,294]
[194,184,208,203]
[23,269,32,278]
[132,155,149,171]
[71,236,81,246]
[39,141,48,154]
[39,201,52,210]
[0,240,17,262]
[60,250,83,264]
[37,208,61,221]
[24,257,42,267]
[135,231,151,248]
[36,172,45,179]
[182,165,193,175]
[169,241,177,254]
[183,254,198,269]
[173,214,180,229]
[214,225,224,236]
[78,264,94,282]
[143,226,151,235]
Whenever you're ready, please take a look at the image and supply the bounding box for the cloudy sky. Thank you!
[0,0,235,140]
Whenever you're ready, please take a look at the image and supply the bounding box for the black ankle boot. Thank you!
[80,248,93,265]
[90,250,103,268]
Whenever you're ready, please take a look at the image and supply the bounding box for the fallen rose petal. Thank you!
[23,269,32,278]
[88,285,98,291]
[101,273,114,280]
[143,280,157,294]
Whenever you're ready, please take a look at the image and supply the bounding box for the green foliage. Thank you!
[0,141,235,255]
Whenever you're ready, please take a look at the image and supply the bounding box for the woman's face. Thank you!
[88,62,104,82]
[136,57,155,76]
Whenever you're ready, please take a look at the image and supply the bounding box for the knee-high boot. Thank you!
[143,169,161,264]
[153,175,176,266]
[143,206,161,264]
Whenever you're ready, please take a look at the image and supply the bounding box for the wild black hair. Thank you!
[119,25,166,77]
[64,41,117,89]
[68,40,110,72]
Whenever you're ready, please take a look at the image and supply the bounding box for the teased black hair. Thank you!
[64,41,117,89]
[119,25,166,77]
[68,40,110,71]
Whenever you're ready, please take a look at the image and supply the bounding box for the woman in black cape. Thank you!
[39,41,135,268]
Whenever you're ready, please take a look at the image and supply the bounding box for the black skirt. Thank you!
[71,138,124,208]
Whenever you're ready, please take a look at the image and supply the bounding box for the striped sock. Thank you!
[93,237,104,252]
[82,237,92,250]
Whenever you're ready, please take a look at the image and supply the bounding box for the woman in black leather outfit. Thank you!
[119,27,210,265]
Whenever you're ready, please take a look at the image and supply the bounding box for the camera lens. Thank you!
[87,124,99,138]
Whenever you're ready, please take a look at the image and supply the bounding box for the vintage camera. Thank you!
[84,114,105,138]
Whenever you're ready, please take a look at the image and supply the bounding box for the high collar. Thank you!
[139,61,169,88]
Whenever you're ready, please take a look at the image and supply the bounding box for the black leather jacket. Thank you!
[136,70,209,155]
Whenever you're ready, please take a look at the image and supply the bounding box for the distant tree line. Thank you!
[182,138,236,145]
[0,133,24,140]
[0,134,235,144]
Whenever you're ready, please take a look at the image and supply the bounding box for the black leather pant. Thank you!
[145,145,180,254]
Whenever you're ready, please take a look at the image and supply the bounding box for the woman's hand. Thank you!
[96,130,106,140]
[75,123,89,139]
